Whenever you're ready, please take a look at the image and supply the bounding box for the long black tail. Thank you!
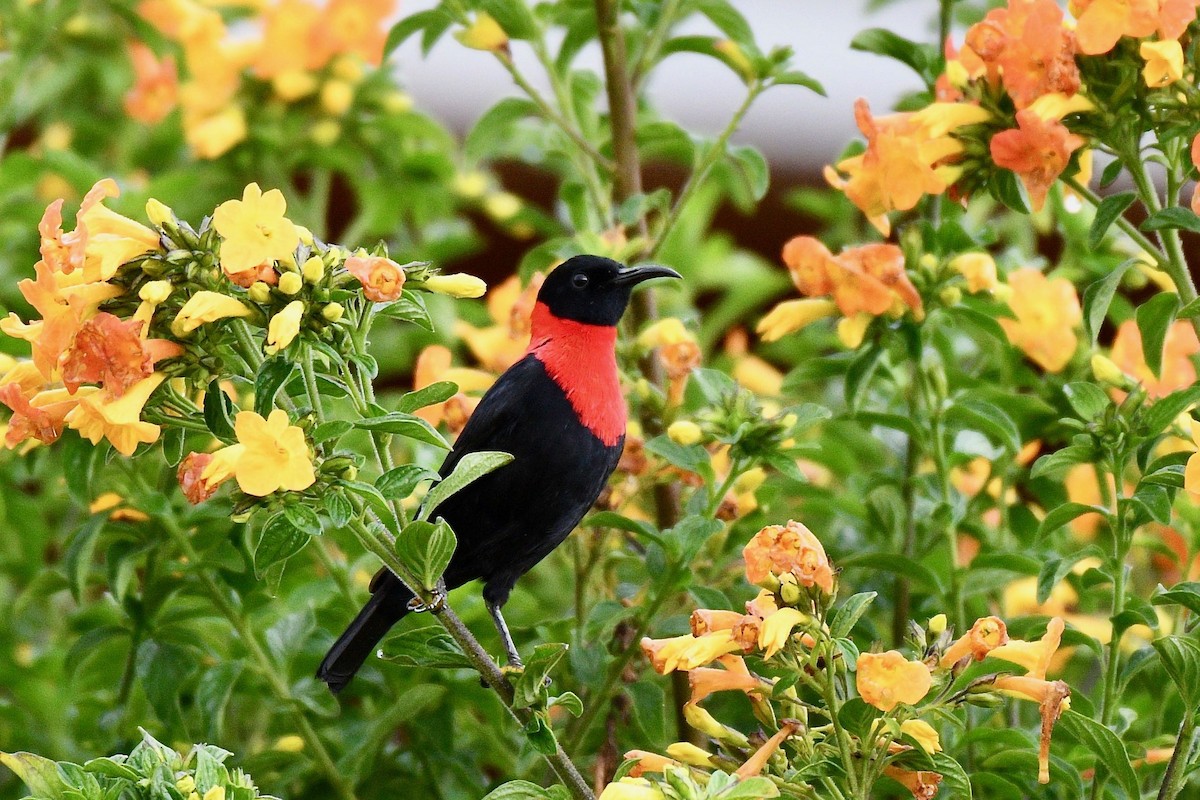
[317,573,412,693]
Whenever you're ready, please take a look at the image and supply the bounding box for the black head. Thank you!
[537,255,681,325]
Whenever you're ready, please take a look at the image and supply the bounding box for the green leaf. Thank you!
[381,625,471,669]
[377,291,434,330]
[395,519,456,590]
[1142,385,1200,436]
[1030,445,1096,480]
[0,752,67,797]
[64,514,106,603]
[830,592,876,639]
[161,426,186,468]
[465,97,540,162]
[282,504,323,536]
[772,69,825,94]
[377,464,438,500]
[728,144,769,202]
[1063,382,1111,421]
[513,642,569,709]
[838,552,944,594]
[644,435,708,472]
[324,490,353,527]
[946,397,1021,453]
[481,781,556,800]
[1082,258,1135,345]
[383,9,451,58]
[1088,192,1135,250]
[720,778,780,799]
[254,512,311,577]
[931,753,972,800]
[1152,581,1200,616]
[694,0,755,46]
[1037,547,1102,603]
[1153,635,1200,709]
[836,697,881,738]
[312,419,354,443]
[1057,710,1141,800]
[419,451,513,521]
[1141,206,1200,234]
[549,691,583,718]
[990,168,1031,214]
[480,0,538,39]
[398,381,458,413]
[849,28,934,78]
[253,356,296,418]
[196,661,244,741]
[82,757,139,781]
[1136,292,1180,377]
[203,378,237,442]
[1036,502,1108,543]
[354,412,449,448]
[62,431,103,504]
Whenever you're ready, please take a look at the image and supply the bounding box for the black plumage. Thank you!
[318,256,679,692]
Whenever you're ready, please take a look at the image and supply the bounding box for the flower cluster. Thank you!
[0,179,482,509]
[618,520,1074,798]
[133,0,401,157]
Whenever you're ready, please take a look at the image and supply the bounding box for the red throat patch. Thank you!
[526,302,626,446]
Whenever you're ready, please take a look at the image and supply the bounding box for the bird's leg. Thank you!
[406,579,448,614]
[487,601,523,670]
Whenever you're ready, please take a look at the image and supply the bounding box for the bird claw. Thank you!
[406,590,447,614]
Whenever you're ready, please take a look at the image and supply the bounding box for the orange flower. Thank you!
[857,650,932,711]
[1158,0,1200,39]
[124,43,178,124]
[0,384,82,448]
[345,255,405,302]
[991,110,1084,212]
[687,656,760,705]
[826,99,988,234]
[734,720,799,780]
[988,617,1071,783]
[255,0,323,77]
[59,313,182,396]
[1073,0,1158,55]
[940,615,1009,667]
[690,609,744,636]
[963,0,1079,108]
[410,345,493,430]
[308,0,394,68]
[781,236,923,321]
[178,451,220,504]
[997,268,1081,372]
[622,750,679,778]
[743,519,835,594]
[882,766,943,799]
[455,273,544,372]
[1110,319,1199,399]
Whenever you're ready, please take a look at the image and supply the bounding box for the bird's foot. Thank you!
[405,589,447,614]
[499,662,525,677]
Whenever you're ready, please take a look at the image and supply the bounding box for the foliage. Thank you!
[2,1,1200,800]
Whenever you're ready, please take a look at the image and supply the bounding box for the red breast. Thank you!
[525,301,626,447]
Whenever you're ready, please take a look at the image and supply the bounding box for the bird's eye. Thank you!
[571,273,590,289]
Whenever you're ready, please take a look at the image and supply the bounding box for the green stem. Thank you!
[821,641,860,798]
[1157,710,1197,800]
[631,0,684,90]
[645,82,763,260]
[1063,177,1168,271]
[300,347,326,425]
[159,515,357,800]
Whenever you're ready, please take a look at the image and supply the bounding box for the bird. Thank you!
[318,254,681,692]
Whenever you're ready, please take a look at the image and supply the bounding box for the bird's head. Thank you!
[536,255,681,326]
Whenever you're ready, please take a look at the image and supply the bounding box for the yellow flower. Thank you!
[1140,40,1184,88]
[76,182,162,282]
[65,373,165,456]
[202,788,226,800]
[940,615,1008,667]
[186,105,247,159]
[949,252,998,293]
[455,12,509,52]
[273,70,319,101]
[89,492,150,522]
[215,409,316,496]
[622,750,679,777]
[988,616,1063,678]
[597,778,665,800]
[856,650,932,711]
[758,607,810,659]
[667,420,702,446]
[836,313,873,349]
[266,301,305,353]
[743,519,835,595]
[640,631,740,674]
[212,183,300,276]
[320,79,354,115]
[172,291,253,336]
[424,273,488,298]
[899,720,942,754]
[756,298,838,342]
[998,269,1081,373]
[664,742,714,767]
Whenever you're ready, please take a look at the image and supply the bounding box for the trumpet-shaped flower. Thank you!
[940,615,1009,667]
[964,0,1080,107]
[758,607,811,659]
[883,765,943,799]
[856,650,932,711]
[997,268,1081,372]
[781,237,923,321]
[185,104,247,160]
[309,0,394,68]
[65,373,165,456]
[949,252,999,293]
[687,655,758,704]
[125,42,178,124]
[900,720,942,754]
[178,451,221,504]
[74,182,162,282]
[743,519,835,595]
[0,384,85,448]
[345,255,405,302]
[990,110,1084,212]
[212,183,300,275]
[209,410,316,496]
[60,313,182,396]
[1073,0,1158,55]
[756,298,838,342]
[597,778,665,800]
[1110,319,1199,399]
[641,630,740,674]
[734,720,799,780]
[172,291,253,335]
[1140,39,1184,87]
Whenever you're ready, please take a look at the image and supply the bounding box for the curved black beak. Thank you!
[611,264,683,287]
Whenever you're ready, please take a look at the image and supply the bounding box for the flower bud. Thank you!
[837,312,872,349]
[929,613,947,635]
[778,573,803,606]
[331,55,364,83]
[278,271,303,295]
[455,12,508,52]
[382,91,413,114]
[321,302,345,322]
[918,253,938,273]
[1091,353,1127,388]
[248,281,272,304]
[939,286,962,306]
[138,280,173,305]
[453,171,489,199]
[664,742,714,767]
[483,191,521,221]
[274,734,305,753]
[145,198,174,228]
[424,273,487,298]
[321,80,354,115]
[667,420,702,446]
[295,226,314,246]
[302,255,325,283]
[176,776,196,794]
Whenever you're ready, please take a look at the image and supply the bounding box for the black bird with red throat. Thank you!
[318,255,681,692]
